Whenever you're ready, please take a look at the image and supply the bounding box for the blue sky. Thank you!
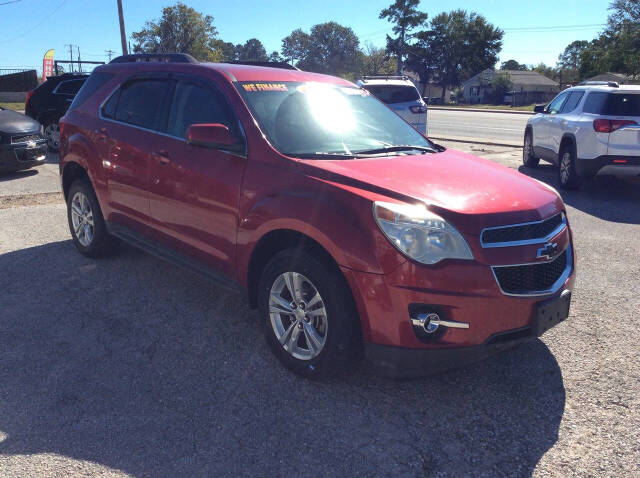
[0,0,610,75]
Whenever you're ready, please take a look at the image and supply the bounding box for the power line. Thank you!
[0,0,68,43]
[0,0,22,5]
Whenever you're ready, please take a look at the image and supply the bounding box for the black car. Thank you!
[0,107,47,173]
[25,73,88,151]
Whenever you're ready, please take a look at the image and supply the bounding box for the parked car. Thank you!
[524,81,640,189]
[0,107,47,174]
[357,76,427,134]
[25,73,88,151]
[59,54,575,378]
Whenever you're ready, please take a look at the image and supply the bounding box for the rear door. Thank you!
[98,75,172,231]
[602,92,640,157]
[148,77,247,277]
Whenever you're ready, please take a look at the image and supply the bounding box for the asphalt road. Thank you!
[0,148,639,476]
[428,109,531,145]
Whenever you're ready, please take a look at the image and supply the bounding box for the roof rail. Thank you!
[110,53,198,64]
[578,81,619,88]
[231,61,299,70]
[361,75,412,81]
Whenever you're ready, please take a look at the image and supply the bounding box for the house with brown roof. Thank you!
[462,69,559,105]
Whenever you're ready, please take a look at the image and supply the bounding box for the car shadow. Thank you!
[519,164,640,225]
[0,240,566,476]
[0,169,39,181]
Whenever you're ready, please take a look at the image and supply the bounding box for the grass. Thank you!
[0,102,26,111]
[440,103,536,112]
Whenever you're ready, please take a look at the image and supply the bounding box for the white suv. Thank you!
[523,82,640,189]
[357,76,427,134]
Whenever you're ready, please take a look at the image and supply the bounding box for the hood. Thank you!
[0,108,41,135]
[299,148,564,234]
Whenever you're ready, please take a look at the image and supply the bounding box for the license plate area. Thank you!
[533,290,571,336]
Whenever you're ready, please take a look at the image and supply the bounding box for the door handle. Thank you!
[153,150,171,165]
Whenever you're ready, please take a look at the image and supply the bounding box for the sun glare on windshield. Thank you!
[298,83,356,134]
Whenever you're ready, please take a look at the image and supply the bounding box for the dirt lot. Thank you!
[0,146,638,477]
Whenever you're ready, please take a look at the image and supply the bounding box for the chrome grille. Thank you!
[492,248,571,296]
[11,133,44,144]
[481,213,566,248]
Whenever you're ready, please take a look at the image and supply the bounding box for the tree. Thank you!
[281,28,311,64]
[235,38,268,62]
[131,3,222,61]
[570,0,640,79]
[500,59,527,71]
[557,40,590,71]
[361,43,397,76]
[415,10,503,99]
[268,51,284,62]
[489,72,512,104]
[379,0,428,74]
[532,62,558,80]
[281,22,362,77]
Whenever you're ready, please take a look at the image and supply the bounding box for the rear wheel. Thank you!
[522,130,539,167]
[43,122,60,152]
[258,248,358,378]
[558,145,582,190]
[67,179,119,257]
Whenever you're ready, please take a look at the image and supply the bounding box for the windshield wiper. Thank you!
[353,145,438,155]
[288,152,360,159]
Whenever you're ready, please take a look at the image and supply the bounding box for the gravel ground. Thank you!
[0,146,638,477]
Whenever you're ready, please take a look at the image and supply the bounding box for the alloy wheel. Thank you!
[44,123,60,149]
[523,136,531,161]
[268,272,328,360]
[560,152,571,184]
[70,191,95,247]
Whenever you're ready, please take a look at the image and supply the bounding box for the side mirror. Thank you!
[186,123,244,153]
[534,104,546,114]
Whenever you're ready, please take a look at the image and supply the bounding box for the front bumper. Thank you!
[0,141,48,173]
[340,238,575,377]
[577,155,640,178]
[365,327,535,378]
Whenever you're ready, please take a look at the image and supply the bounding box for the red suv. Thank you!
[59,54,575,378]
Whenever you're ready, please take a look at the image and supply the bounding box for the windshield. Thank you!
[361,84,421,104]
[235,81,433,158]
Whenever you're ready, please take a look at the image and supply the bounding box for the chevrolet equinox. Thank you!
[59,54,575,378]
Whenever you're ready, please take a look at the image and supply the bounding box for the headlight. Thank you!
[373,201,474,265]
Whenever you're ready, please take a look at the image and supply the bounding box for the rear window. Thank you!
[55,79,86,95]
[583,92,640,116]
[113,79,170,131]
[362,84,420,104]
[69,73,113,111]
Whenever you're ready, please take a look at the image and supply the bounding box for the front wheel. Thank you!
[523,130,539,167]
[258,248,358,378]
[43,122,60,152]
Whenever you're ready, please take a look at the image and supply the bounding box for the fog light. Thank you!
[410,312,470,334]
[412,313,441,334]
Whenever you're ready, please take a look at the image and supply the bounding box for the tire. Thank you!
[43,121,60,152]
[522,130,539,168]
[67,179,119,257]
[258,247,358,378]
[558,144,582,190]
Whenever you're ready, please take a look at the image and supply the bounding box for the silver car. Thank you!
[358,76,427,134]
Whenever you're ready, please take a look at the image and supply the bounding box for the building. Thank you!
[462,69,559,106]
[585,72,637,85]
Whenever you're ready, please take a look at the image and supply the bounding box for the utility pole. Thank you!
[77,45,82,73]
[117,0,128,55]
[105,49,116,62]
[66,44,74,73]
